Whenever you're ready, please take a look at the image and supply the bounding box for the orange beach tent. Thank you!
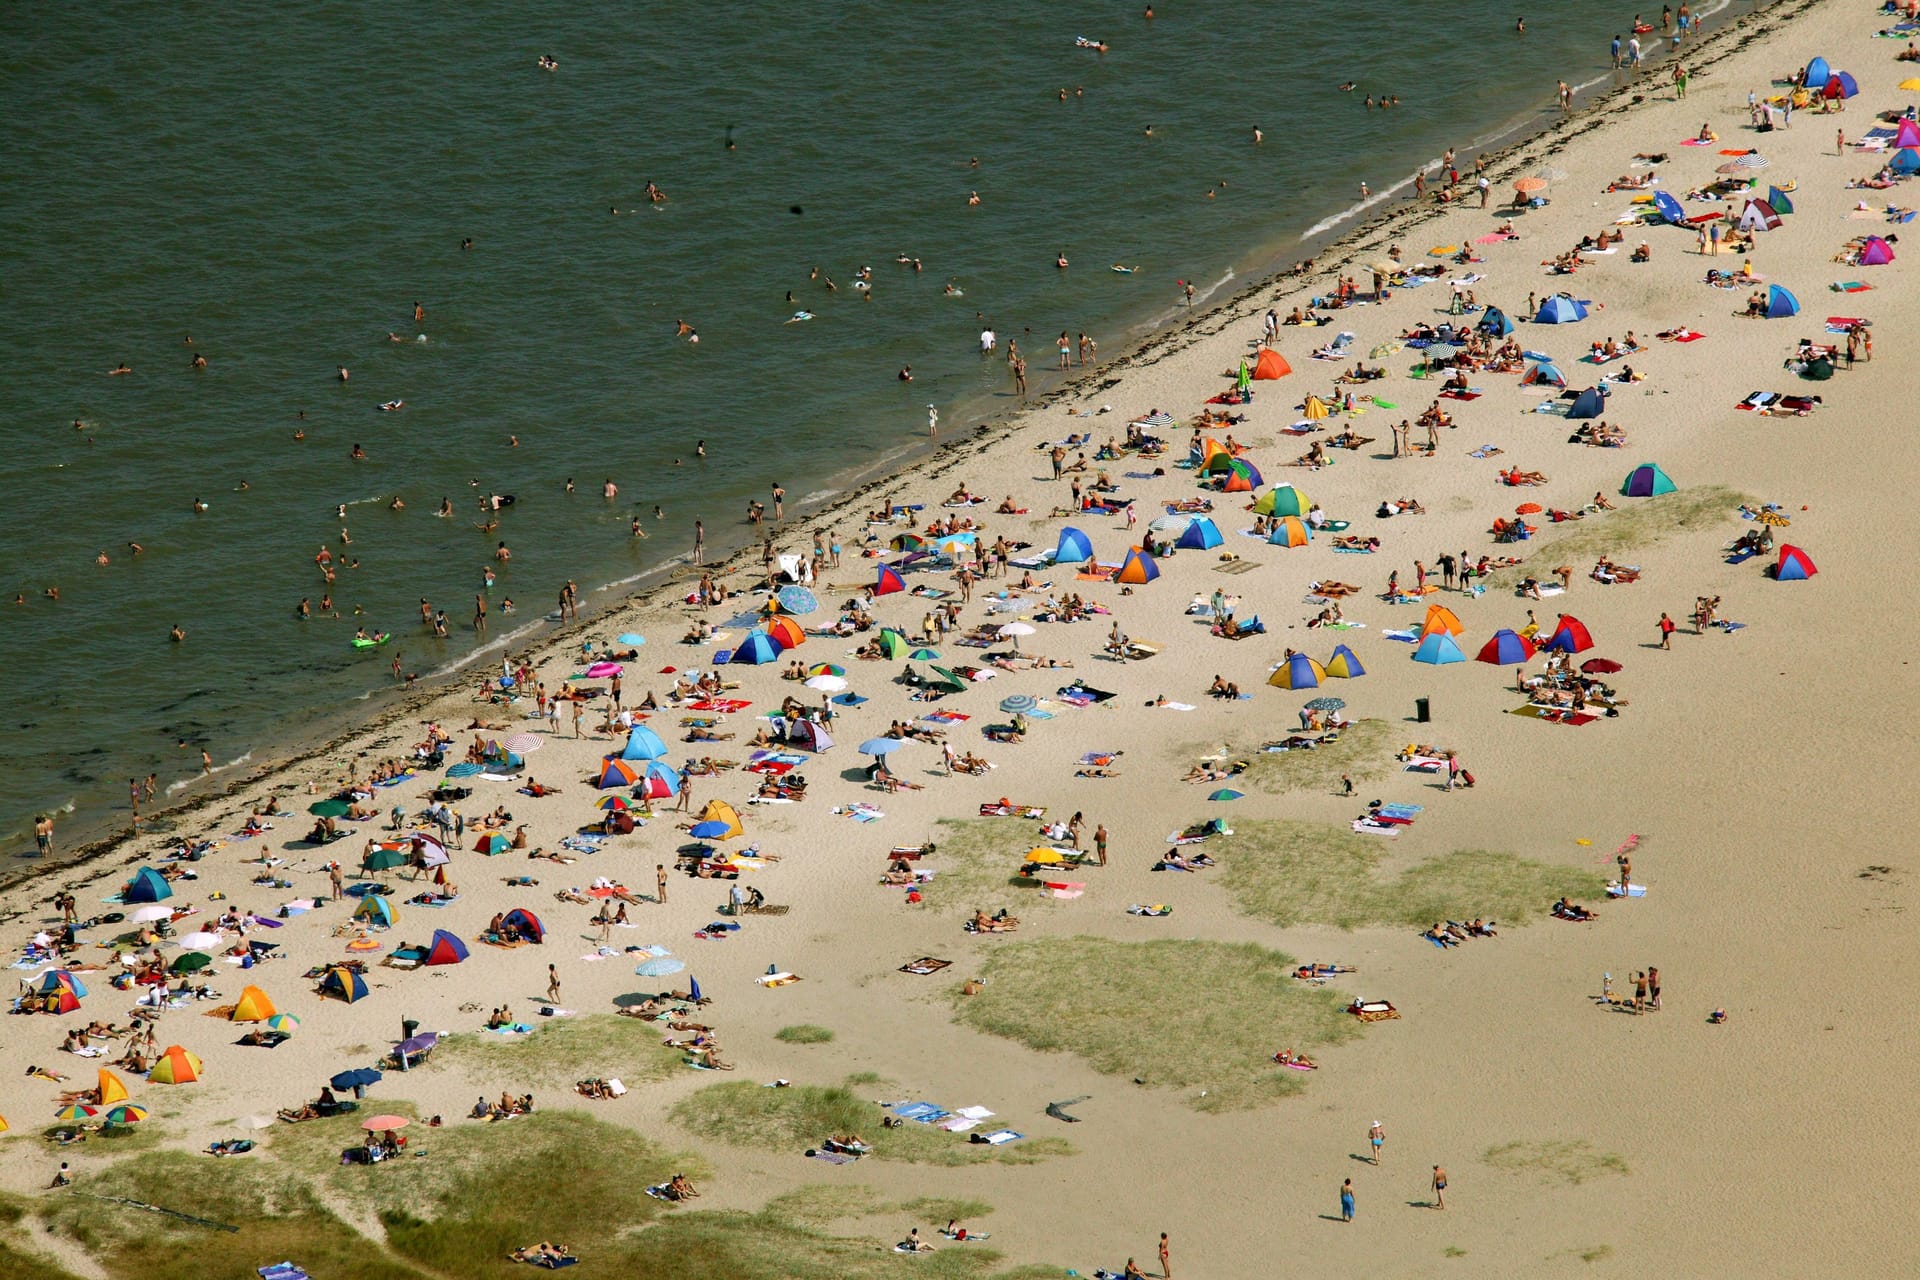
[1251,347,1292,380]
[149,1046,203,1085]
[230,985,278,1023]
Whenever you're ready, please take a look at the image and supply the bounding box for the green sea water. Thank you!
[0,2,1741,853]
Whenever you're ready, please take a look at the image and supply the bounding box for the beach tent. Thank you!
[1251,347,1292,379]
[1652,191,1686,226]
[1268,652,1327,690]
[230,985,278,1022]
[1544,615,1595,654]
[1421,604,1464,636]
[873,628,911,660]
[1898,118,1920,149]
[424,929,469,966]
[698,799,745,839]
[1891,148,1920,176]
[1194,437,1231,469]
[1301,394,1333,420]
[873,564,906,596]
[1822,71,1859,101]
[1476,628,1537,665]
[1252,484,1310,518]
[502,907,545,942]
[411,833,449,867]
[319,967,370,1003]
[787,718,834,752]
[40,989,81,1015]
[1476,306,1514,337]
[123,867,172,904]
[1737,200,1782,233]
[1766,186,1794,215]
[1115,547,1160,584]
[1267,516,1311,548]
[594,757,641,789]
[1175,516,1225,550]
[1411,632,1466,665]
[1519,361,1567,388]
[1533,295,1587,324]
[1054,526,1094,565]
[1621,462,1676,497]
[35,971,87,999]
[95,1069,131,1107]
[763,616,806,650]
[1215,459,1263,491]
[1803,56,1831,89]
[149,1046,202,1085]
[1201,447,1241,475]
[1568,387,1606,420]
[1763,285,1799,319]
[1773,544,1818,580]
[622,724,668,761]
[353,895,397,928]
[730,632,781,665]
[640,761,680,800]
[1324,644,1367,678]
[1861,236,1896,266]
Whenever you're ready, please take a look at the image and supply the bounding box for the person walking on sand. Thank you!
[1340,1177,1355,1222]
[34,812,54,858]
[656,863,669,904]
[546,964,561,1005]
[693,519,705,565]
[1431,1165,1448,1209]
[1159,1231,1171,1276]
[1658,611,1675,649]
[1369,1120,1385,1163]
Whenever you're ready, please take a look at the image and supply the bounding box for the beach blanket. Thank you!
[1830,281,1873,293]
[1351,819,1400,836]
[755,972,802,987]
[1605,882,1648,898]
[899,956,952,975]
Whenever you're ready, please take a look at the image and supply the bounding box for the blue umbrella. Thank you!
[777,586,819,615]
[858,737,906,756]
[617,633,646,646]
[689,821,731,839]
[1208,789,1245,802]
[909,647,942,660]
[330,1067,383,1091]
[999,694,1038,714]
[636,957,685,978]
[445,762,483,778]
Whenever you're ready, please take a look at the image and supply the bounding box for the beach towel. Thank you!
[1605,882,1648,898]
[899,957,952,975]
[1830,281,1873,293]
[1127,904,1173,916]
[1352,819,1400,836]
[755,972,802,987]
[977,1130,1023,1144]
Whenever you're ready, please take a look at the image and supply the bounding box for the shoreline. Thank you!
[4,0,1806,891]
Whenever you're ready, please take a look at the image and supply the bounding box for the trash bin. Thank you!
[401,1018,420,1041]
[1415,697,1431,723]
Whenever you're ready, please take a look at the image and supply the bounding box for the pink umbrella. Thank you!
[584,662,624,679]
[504,733,543,754]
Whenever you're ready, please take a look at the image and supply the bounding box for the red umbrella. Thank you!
[1514,502,1543,516]
[1580,658,1623,674]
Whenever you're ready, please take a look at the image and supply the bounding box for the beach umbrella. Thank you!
[1023,849,1068,865]
[1715,161,1751,175]
[473,833,511,855]
[1147,513,1195,537]
[505,733,542,754]
[888,533,928,554]
[807,663,846,677]
[1902,78,1920,90]
[1735,151,1773,168]
[1000,694,1039,715]
[266,1013,301,1033]
[1304,696,1346,711]
[55,1104,98,1121]
[1301,394,1331,420]
[1515,502,1543,516]
[927,665,968,693]
[909,648,941,660]
[804,674,847,692]
[361,1115,409,1132]
[636,957,685,978]
[1475,629,1537,665]
[308,799,351,818]
[444,762,483,779]
[689,820,732,840]
[102,1104,149,1126]
[1369,341,1401,359]
[176,931,222,951]
[777,586,819,614]
[1209,788,1245,802]
[1544,615,1595,654]
[583,662,624,679]
[1253,483,1311,518]
[1513,176,1547,195]
[1133,410,1176,429]
[129,905,174,923]
[998,622,1036,649]
[361,844,408,871]
[621,725,668,761]
[331,1067,383,1091]
[617,633,646,646]
[596,795,635,812]
[859,737,906,757]
[169,951,214,975]
[1580,658,1623,674]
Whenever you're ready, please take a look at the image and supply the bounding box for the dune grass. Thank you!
[671,1080,1073,1166]
[1220,821,1606,930]
[1483,485,1747,588]
[1237,718,1396,795]
[954,937,1359,1112]
[927,819,1076,913]
[1484,1139,1629,1186]
[426,1013,684,1085]
[775,1024,836,1044]
[619,1206,1057,1280]
[0,1195,89,1280]
[758,1185,993,1230]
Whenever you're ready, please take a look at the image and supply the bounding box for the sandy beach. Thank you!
[9,3,1920,1276]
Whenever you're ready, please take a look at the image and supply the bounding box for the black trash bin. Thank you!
[1415,697,1431,723]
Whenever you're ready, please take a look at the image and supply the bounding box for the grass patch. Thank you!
[619,1206,1051,1280]
[1238,719,1396,795]
[955,937,1359,1112]
[1578,1245,1615,1263]
[1484,485,1747,588]
[1444,1246,1469,1258]
[775,1024,836,1045]
[928,819,1073,914]
[426,1013,683,1086]
[1221,821,1606,930]
[1485,1139,1630,1186]
[671,1081,1073,1166]
[0,1194,89,1280]
[759,1187,992,1231]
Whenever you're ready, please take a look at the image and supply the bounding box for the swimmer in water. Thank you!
[1339,81,1357,91]
[338,366,350,382]
[96,550,110,567]
[109,363,132,376]
[190,353,207,369]
[236,480,250,491]
[127,542,143,555]
[193,499,209,513]
[898,365,914,382]
[1056,252,1070,269]
[170,624,185,642]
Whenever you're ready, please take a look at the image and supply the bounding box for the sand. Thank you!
[7,2,1920,1275]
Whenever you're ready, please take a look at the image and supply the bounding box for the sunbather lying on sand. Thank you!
[1552,897,1597,922]
[970,909,1019,933]
[509,1242,574,1263]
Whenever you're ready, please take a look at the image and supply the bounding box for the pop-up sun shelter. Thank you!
[1763,285,1799,318]
[622,724,668,761]
[763,616,806,650]
[1251,347,1291,379]
[1737,200,1783,233]
[1114,547,1160,584]
[1252,484,1310,518]
[123,867,172,903]
[1477,306,1514,337]
[1896,117,1920,150]
[1268,652,1327,690]
[1054,526,1094,564]
[502,908,545,942]
[730,632,781,665]
[1267,517,1311,548]
[230,985,278,1022]
[1860,236,1896,265]
[1175,516,1224,550]
[787,718,835,752]
[1520,361,1567,387]
[1891,148,1920,176]
[1772,544,1817,580]
[353,895,398,928]
[1803,56,1831,89]
[1766,186,1794,215]
[594,758,640,789]
[1476,629,1537,665]
[1534,295,1588,324]
[1411,633,1466,665]
[1568,387,1607,420]
[149,1046,202,1085]
[318,967,370,1003]
[1621,462,1676,497]
[873,564,906,596]
[1324,644,1366,678]
[424,929,469,966]
[1544,615,1595,654]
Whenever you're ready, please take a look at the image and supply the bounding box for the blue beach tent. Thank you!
[1892,149,1920,176]
[1764,285,1799,319]
[124,867,173,903]
[1534,295,1588,324]
[1476,306,1514,337]
[1175,516,1224,550]
[1055,526,1094,564]
[1411,633,1466,665]
[730,632,781,665]
[1803,56,1831,90]
[621,725,668,761]
[1568,387,1606,420]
